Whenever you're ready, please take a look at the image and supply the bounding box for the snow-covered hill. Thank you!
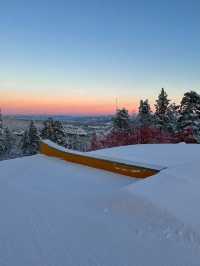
[0,144,200,266]
[90,143,200,167]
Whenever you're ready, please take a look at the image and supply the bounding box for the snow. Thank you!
[43,139,165,170]
[91,143,199,167]
[127,160,200,234]
[0,144,200,265]
[93,144,200,232]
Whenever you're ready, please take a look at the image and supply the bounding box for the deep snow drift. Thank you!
[90,143,200,167]
[0,144,200,266]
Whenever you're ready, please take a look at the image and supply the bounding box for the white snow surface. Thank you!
[43,139,165,170]
[0,144,200,266]
[90,143,200,168]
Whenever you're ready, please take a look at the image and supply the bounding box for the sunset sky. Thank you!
[0,0,200,115]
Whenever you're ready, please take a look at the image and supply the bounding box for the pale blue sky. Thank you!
[0,0,200,114]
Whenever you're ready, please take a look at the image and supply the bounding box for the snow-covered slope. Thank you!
[127,158,200,237]
[90,143,200,167]
[0,144,200,266]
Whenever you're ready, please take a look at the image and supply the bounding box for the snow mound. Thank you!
[127,159,200,234]
[43,139,165,170]
[0,143,200,266]
[91,143,200,167]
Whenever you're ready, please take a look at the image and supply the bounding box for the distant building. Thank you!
[13,130,25,137]
[64,126,89,151]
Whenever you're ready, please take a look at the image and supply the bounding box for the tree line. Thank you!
[0,88,199,158]
[91,89,200,150]
[0,117,67,158]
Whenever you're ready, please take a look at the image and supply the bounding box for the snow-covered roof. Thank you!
[13,130,25,136]
[90,143,200,168]
[64,127,88,136]
[42,139,165,171]
[0,143,200,265]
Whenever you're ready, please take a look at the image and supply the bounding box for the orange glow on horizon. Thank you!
[1,91,181,115]
[1,95,138,115]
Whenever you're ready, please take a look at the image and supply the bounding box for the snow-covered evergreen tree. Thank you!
[4,127,13,153]
[137,99,153,127]
[41,118,66,146]
[21,121,40,155]
[155,88,170,114]
[21,130,29,155]
[0,134,5,155]
[154,88,170,130]
[41,118,54,140]
[0,109,3,135]
[166,103,179,133]
[52,120,66,146]
[0,109,5,154]
[29,121,40,154]
[112,108,131,132]
[178,91,200,142]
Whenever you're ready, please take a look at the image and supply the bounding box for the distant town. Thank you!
[0,89,200,161]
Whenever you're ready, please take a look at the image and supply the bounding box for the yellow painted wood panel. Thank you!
[40,142,159,178]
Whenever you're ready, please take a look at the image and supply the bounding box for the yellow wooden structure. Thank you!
[40,141,161,178]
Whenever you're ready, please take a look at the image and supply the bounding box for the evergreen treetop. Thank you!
[0,109,3,134]
[112,108,131,132]
[178,91,200,142]
[179,91,200,115]
[154,88,171,130]
[41,118,66,146]
[137,99,152,127]
[4,127,12,153]
[21,121,40,155]
[155,88,170,115]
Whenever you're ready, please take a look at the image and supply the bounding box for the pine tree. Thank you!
[155,88,170,114]
[4,127,13,153]
[52,120,66,146]
[166,103,179,133]
[0,109,3,134]
[0,134,5,155]
[21,121,40,155]
[21,130,30,155]
[41,118,54,140]
[154,88,170,130]
[0,109,5,154]
[178,91,200,142]
[41,118,66,146]
[29,121,40,154]
[137,99,153,127]
[112,108,131,132]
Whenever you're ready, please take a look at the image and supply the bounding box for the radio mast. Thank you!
[115,97,119,111]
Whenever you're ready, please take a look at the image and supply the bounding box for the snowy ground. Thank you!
[90,143,200,167]
[0,144,200,265]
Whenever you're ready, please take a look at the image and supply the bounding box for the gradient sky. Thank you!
[0,0,200,115]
